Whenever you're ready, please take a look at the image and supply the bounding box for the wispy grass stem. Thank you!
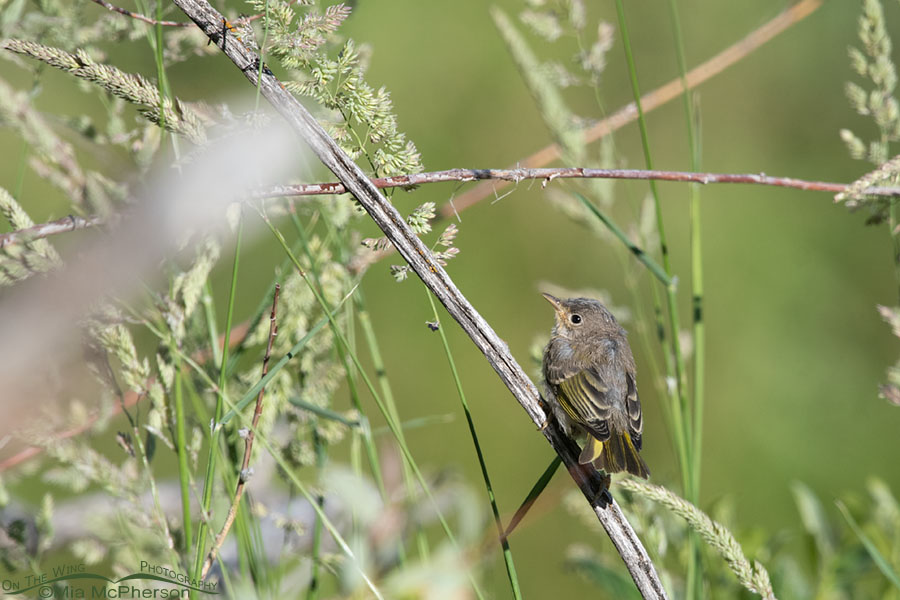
[425,291,522,599]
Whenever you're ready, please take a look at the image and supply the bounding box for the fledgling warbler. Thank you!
[541,293,650,479]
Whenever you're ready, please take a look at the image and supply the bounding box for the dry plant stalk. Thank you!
[619,478,776,600]
[172,0,667,597]
[201,284,280,579]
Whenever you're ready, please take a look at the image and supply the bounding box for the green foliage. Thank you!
[567,478,900,599]
[618,478,775,599]
[838,0,900,413]
[385,201,460,282]
[0,0,484,595]
[837,0,900,212]
[256,1,423,177]
[3,1,900,599]
[0,188,62,284]
[2,40,208,144]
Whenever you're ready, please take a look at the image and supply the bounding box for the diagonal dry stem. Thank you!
[172,0,667,596]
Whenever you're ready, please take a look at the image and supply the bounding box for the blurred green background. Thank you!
[3,0,900,597]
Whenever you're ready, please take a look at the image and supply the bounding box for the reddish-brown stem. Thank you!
[443,0,823,217]
[3,167,892,265]
[200,284,279,580]
[254,167,893,198]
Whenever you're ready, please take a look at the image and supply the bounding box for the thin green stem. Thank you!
[838,501,900,591]
[306,430,326,600]
[173,359,193,555]
[356,291,430,561]
[575,193,671,287]
[667,0,706,596]
[687,104,707,600]
[425,291,521,600]
[135,0,180,159]
[503,456,562,539]
[289,210,387,500]
[193,214,243,581]
[263,215,485,600]
[614,0,692,490]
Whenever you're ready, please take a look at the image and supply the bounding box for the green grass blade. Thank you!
[613,0,692,509]
[220,300,341,425]
[837,501,900,590]
[371,414,455,436]
[173,362,193,554]
[666,0,705,595]
[287,396,362,427]
[307,430,327,600]
[503,456,563,539]
[263,215,486,600]
[575,193,671,286]
[289,210,387,500]
[425,291,522,599]
[193,214,243,581]
[357,291,430,560]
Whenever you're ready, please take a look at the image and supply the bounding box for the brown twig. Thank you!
[172,1,667,596]
[254,166,896,273]
[5,166,896,253]
[254,166,899,198]
[442,0,823,218]
[200,284,279,580]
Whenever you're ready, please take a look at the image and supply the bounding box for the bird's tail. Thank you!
[580,432,650,479]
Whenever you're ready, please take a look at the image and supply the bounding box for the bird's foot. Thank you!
[592,472,613,507]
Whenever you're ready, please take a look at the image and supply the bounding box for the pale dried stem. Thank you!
[5,166,893,253]
[443,0,823,217]
[172,0,668,596]
[200,285,279,580]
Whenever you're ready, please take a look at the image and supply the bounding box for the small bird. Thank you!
[541,293,649,478]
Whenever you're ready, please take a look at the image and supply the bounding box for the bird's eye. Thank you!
[570,314,582,325]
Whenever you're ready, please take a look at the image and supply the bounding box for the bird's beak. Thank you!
[541,292,561,308]
[541,293,566,321]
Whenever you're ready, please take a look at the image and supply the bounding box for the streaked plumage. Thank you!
[541,293,649,479]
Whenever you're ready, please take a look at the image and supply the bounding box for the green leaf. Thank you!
[791,481,836,560]
[504,455,563,538]
[837,500,900,591]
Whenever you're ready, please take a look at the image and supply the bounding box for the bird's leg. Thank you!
[592,471,613,507]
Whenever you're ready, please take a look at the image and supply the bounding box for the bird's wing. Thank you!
[555,367,612,441]
[625,371,643,450]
